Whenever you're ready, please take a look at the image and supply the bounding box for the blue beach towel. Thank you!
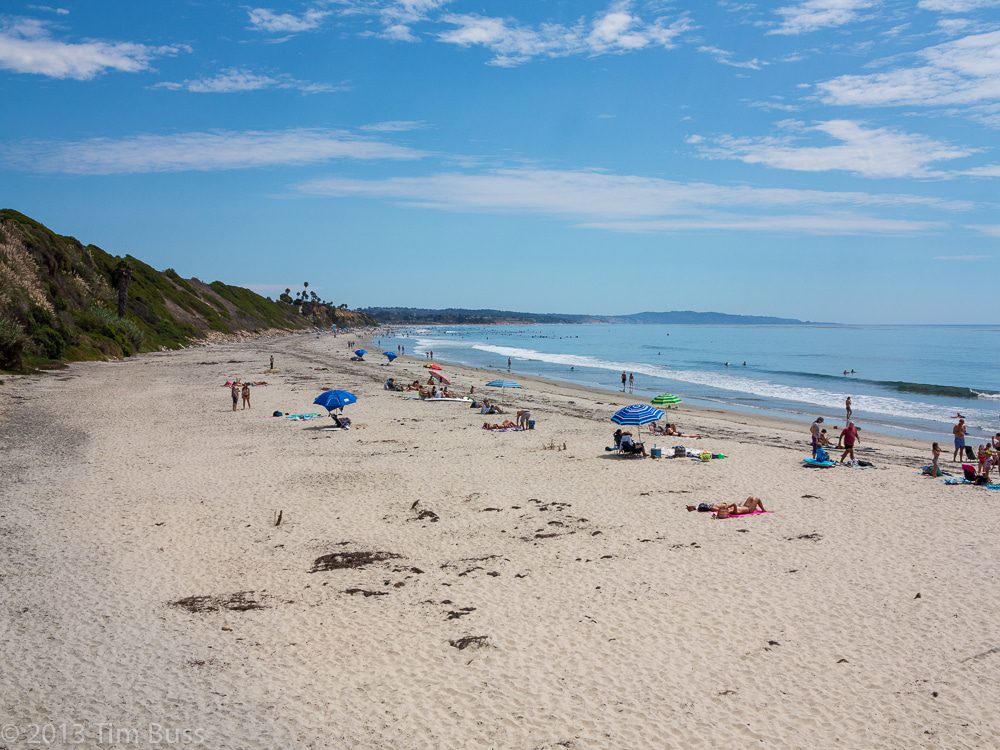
[943,478,1000,490]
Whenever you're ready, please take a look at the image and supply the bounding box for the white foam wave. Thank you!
[469,343,989,425]
[976,391,1000,401]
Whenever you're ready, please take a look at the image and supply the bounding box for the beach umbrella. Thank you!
[383,351,397,362]
[429,371,451,384]
[313,390,358,412]
[486,379,522,395]
[611,404,665,426]
[651,393,682,406]
[424,363,443,370]
[354,349,367,358]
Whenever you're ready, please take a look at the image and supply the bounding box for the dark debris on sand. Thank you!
[311,550,401,572]
[170,591,269,613]
[449,635,490,650]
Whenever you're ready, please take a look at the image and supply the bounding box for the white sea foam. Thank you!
[467,343,991,426]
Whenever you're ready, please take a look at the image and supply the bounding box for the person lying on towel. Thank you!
[687,496,766,517]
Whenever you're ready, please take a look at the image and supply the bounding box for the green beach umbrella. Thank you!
[651,393,682,406]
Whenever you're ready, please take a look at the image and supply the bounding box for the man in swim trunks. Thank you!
[952,418,967,462]
[840,421,859,464]
[810,417,824,458]
[231,381,240,412]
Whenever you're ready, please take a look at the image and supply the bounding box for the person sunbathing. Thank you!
[653,422,703,438]
[483,420,517,430]
[687,496,766,517]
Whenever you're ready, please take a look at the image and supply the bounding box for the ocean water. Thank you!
[383,323,1000,443]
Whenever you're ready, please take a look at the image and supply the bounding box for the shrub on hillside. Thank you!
[0,315,27,369]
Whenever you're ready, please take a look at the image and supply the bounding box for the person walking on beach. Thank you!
[507,356,512,372]
[840,421,860,464]
[628,373,635,393]
[810,417,824,458]
[269,355,274,370]
[845,396,852,424]
[231,382,240,412]
[241,383,251,410]
[952,418,967,462]
[621,371,627,392]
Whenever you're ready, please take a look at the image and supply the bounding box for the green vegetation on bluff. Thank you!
[0,209,373,370]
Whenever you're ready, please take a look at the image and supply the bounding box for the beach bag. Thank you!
[699,452,712,462]
[674,445,686,457]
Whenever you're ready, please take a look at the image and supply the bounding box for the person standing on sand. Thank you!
[810,417,824,458]
[845,396,852,424]
[231,382,240,412]
[241,383,251,410]
[840,421,860,464]
[507,356,512,372]
[952,418,967,462]
[621,371,627,392]
[269,355,274,370]
[628,373,635,393]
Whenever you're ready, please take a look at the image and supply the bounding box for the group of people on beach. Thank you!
[810,414,860,463]
[230,381,251,411]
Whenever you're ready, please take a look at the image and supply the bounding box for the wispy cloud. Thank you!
[295,167,960,236]
[698,44,766,70]
[154,67,341,94]
[770,1,879,36]
[0,16,185,79]
[247,7,330,33]
[2,128,427,175]
[373,0,452,42]
[918,0,999,12]
[967,224,1000,237]
[360,120,429,132]
[816,30,1000,108]
[688,119,975,178]
[932,254,992,260]
[436,1,692,66]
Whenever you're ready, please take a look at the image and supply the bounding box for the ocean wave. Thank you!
[467,342,991,425]
[755,368,998,400]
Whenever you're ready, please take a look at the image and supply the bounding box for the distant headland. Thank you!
[362,307,821,326]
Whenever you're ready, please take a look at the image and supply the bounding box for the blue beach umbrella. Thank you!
[354,349,367,358]
[313,390,358,412]
[383,351,397,362]
[611,404,665,426]
[486,379,522,390]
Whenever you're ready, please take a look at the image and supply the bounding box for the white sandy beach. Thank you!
[1,331,999,749]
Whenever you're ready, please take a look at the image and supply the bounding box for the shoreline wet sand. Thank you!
[1,331,998,748]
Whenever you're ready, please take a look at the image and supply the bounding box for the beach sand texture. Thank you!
[1,333,999,749]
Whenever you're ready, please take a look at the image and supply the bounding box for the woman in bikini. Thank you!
[687,496,766,517]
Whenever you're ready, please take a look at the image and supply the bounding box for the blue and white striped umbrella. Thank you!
[611,404,664,426]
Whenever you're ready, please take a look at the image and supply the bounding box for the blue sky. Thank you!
[1,0,998,323]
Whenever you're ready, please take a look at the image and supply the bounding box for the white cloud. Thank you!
[154,67,340,94]
[374,0,451,41]
[770,0,879,35]
[967,224,1000,236]
[360,120,429,132]
[247,8,330,33]
[690,119,974,178]
[0,16,184,79]
[816,30,1000,107]
[918,0,1000,12]
[698,44,766,69]
[294,167,961,236]
[437,1,692,66]
[2,128,427,174]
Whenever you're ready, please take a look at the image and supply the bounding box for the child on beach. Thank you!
[241,383,251,409]
[930,442,942,476]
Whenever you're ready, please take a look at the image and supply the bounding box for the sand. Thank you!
[1,331,999,749]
